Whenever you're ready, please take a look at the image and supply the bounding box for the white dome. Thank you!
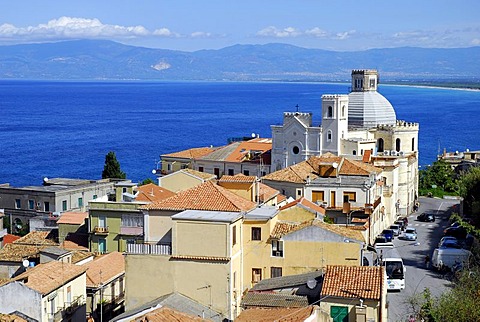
[348,91,397,128]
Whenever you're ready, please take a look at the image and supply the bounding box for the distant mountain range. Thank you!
[1,39,479,82]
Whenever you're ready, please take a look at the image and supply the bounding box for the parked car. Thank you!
[389,224,401,236]
[403,227,417,241]
[439,239,462,249]
[382,229,394,242]
[444,226,468,239]
[374,235,388,244]
[431,248,472,271]
[417,212,435,222]
[438,236,457,248]
[395,220,406,231]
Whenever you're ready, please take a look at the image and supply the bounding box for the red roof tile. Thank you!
[279,197,326,215]
[236,306,315,322]
[133,306,206,322]
[162,147,217,159]
[2,234,20,245]
[321,265,384,300]
[218,174,257,183]
[140,181,256,212]
[136,183,175,203]
[83,251,125,288]
[57,211,88,225]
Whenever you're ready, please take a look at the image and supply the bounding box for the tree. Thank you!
[419,159,456,197]
[139,178,155,186]
[102,151,126,179]
[457,166,480,221]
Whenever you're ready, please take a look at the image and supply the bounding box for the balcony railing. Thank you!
[93,226,109,234]
[126,243,171,255]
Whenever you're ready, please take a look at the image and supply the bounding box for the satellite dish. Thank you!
[332,162,338,169]
[22,260,29,268]
[43,177,49,182]
[251,132,256,138]
[306,279,317,289]
[151,169,157,174]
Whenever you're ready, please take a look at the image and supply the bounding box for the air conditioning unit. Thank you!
[399,151,405,156]
[383,150,390,156]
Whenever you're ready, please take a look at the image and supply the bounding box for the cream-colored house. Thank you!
[0,260,87,322]
[320,265,387,322]
[157,168,216,193]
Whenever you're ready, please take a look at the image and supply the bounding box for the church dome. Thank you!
[348,91,397,128]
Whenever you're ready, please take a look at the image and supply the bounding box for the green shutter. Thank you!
[330,306,348,322]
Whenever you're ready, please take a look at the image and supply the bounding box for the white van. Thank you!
[431,248,472,270]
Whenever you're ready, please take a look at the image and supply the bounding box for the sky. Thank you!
[1,1,479,52]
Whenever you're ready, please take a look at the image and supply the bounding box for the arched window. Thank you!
[327,106,333,118]
[411,138,415,151]
[327,130,332,142]
[292,146,300,154]
[396,138,401,152]
[378,138,384,152]
[341,105,346,118]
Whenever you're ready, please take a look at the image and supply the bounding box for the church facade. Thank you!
[271,70,419,217]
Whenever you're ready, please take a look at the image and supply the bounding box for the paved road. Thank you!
[386,197,460,322]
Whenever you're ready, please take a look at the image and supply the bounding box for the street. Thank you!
[386,196,460,322]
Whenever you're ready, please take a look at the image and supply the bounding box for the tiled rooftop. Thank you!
[270,219,364,242]
[83,251,125,288]
[13,260,86,295]
[141,181,256,212]
[135,183,176,203]
[279,197,326,215]
[251,270,323,292]
[0,243,44,262]
[236,306,315,322]
[241,292,309,308]
[0,313,28,322]
[13,231,58,246]
[262,154,382,183]
[218,174,257,183]
[56,211,88,225]
[162,147,217,159]
[321,265,384,301]
[258,182,279,203]
[129,306,207,322]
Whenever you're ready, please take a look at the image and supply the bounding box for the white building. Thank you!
[270,69,419,218]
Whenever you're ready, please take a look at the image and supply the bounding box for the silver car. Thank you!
[403,227,417,240]
[389,224,401,236]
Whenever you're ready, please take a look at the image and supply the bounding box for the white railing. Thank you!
[126,243,171,255]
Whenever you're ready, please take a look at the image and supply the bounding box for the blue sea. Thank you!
[1,80,479,187]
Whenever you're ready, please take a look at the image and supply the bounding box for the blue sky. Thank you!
[1,1,479,51]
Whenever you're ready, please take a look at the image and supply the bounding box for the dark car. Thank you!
[382,229,394,242]
[444,226,468,239]
[417,212,435,222]
[374,235,388,244]
[395,220,406,231]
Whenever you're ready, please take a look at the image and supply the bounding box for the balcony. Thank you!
[120,226,143,236]
[93,226,109,235]
[126,243,172,255]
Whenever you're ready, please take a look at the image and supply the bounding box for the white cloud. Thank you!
[257,26,301,38]
[305,27,328,38]
[335,30,356,40]
[471,38,480,45]
[190,31,213,38]
[152,28,178,37]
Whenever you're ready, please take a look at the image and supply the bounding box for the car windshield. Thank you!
[390,225,399,229]
[406,229,416,234]
[385,261,404,278]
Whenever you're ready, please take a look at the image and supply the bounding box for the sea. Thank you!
[1,80,479,187]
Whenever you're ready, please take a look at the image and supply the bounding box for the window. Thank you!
[198,166,204,172]
[98,216,106,228]
[214,168,220,178]
[327,130,332,142]
[261,171,267,177]
[271,240,284,257]
[167,163,172,171]
[396,138,401,152]
[44,202,50,212]
[121,214,143,227]
[15,199,21,209]
[271,267,282,278]
[233,271,237,288]
[378,138,384,152]
[296,189,302,197]
[123,187,127,193]
[343,191,357,202]
[232,226,237,245]
[341,105,346,118]
[252,268,262,283]
[119,277,124,296]
[327,106,333,118]
[243,170,250,176]
[228,169,234,176]
[412,138,415,151]
[67,286,72,305]
[251,227,261,241]
[99,238,106,253]
[93,194,98,200]
[28,199,35,210]
[78,197,83,208]
[292,146,300,154]
[312,191,325,203]
[62,200,67,211]
[370,78,376,88]
[353,150,357,155]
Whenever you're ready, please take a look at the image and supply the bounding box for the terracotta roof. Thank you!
[162,147,217,159]
[140,181,256,212]
[13,231,58,246]
[262,155,382,183]
[279,197,326,215]
[0,313,28,322]
[241,292,309,308]
[0,243,44,262]
[83,251,125,288]
[270,219,364,242]
[56,211,88,225]
[131,306,206,322]
[258,182,280,203]
[2,234,20,245]
[136,183,176,203]
[70,250,94,264]
[13,261,86,295]
[321,265,384,301]
[236,306,315,322]
[170,255,230,262]
[0,278,11,287]
[218,174,257,183]
[223,138,272,163]
[60,239,89,251]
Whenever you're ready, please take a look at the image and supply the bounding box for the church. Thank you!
[270,69,419,217]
